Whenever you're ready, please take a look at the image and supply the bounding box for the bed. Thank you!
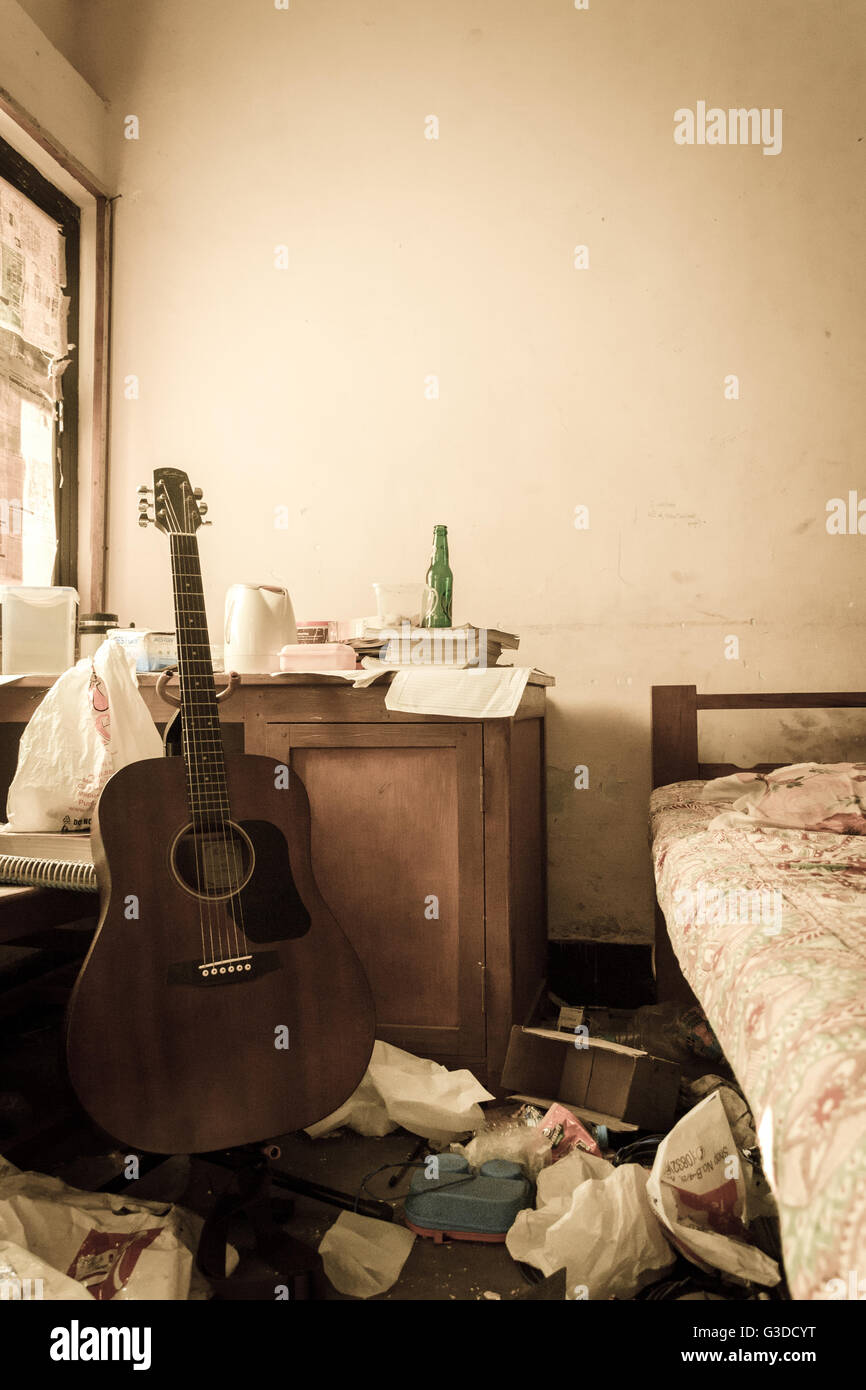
[650,685,866,1300]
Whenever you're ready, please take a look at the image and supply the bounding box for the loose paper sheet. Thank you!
[384,665,532,719]
[318,1211,415,1299]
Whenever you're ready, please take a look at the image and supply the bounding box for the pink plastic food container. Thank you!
[279,642,357,671]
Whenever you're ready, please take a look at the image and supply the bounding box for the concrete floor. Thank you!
[54,1108,546,1301]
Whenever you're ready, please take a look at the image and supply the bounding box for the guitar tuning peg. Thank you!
[138,516,150,527]
[193,487,203,500]
[198,502,208,516]
[137,484,153,496]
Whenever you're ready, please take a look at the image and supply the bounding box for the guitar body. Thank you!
[66,753,376,1154]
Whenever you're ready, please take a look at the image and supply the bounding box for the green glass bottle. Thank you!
[421,524,453,629]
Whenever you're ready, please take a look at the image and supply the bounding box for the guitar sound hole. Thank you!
[170,822,255,900]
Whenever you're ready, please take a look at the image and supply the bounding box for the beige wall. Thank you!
[0,1,110,611]
[34,0,866,942]
[1,0,108,178]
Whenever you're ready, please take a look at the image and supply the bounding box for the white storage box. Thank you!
[0,586,78,675]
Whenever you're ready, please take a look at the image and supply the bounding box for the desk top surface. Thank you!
[0,669,555,689]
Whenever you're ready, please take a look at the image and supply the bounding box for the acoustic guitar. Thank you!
[66,468,375,1154]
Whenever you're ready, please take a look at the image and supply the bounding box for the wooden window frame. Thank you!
[0,132,80,588]
[0,90,111,609]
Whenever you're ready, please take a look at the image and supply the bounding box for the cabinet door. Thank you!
[265,723,485,1060]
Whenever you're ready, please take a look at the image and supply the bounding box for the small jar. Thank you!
[296,619,333,644]
[79,612,119,660]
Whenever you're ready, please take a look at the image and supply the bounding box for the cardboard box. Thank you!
[501,1025,680,1133]
[109,629,177,672]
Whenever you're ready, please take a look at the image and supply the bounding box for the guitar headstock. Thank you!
[138,468,210,534]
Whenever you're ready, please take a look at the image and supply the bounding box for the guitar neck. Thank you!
[169,532,229,829]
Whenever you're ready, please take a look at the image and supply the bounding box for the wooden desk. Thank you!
[0,885,97,946]
[0,672,551,1085]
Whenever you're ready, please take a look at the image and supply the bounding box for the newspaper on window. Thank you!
[0,174,69,585]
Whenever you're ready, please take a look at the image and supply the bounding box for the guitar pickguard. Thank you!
[226,819,311,941]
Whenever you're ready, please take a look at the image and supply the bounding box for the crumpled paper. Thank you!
[506,1150,676,1300]
[318,1211,415,1299]
[306,1041,494,1144]
[646,1090,780,1286]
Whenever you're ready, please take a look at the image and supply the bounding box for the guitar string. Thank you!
[180,486,248,965]
[179,486,249,966]
[169,485,249,968]
[164,487,218,966]
[165,493,215,966]
[174,496,235,966]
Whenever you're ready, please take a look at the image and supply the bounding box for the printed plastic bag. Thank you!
[0,1157,237,1300]
[3,641,164,833]
[646,1090,780,1286]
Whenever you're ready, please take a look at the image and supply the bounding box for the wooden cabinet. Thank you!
[0,673,550,1086]
[265,723,486,1062]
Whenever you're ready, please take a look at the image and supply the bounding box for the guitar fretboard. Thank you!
[169,533,229,830]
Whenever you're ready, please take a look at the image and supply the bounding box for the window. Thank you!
[0,133,79,588]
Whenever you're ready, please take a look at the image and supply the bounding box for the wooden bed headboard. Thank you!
[651,685,866,789]
[650,685,866,1005]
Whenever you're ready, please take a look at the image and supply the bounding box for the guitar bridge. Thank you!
[166,950,280,987]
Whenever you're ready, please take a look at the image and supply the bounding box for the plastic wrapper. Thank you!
[0,1158,236,1300]
[453,1122,554,1180]
[305,1040,494,1144]
[2,643,164,833]
[506,1149,676,1299]
[455,1100,603,1179]
[683,1076,757,1150]
[646,1090,780,1287]
[586,1002,722,1067]
[538,1102,603,1160]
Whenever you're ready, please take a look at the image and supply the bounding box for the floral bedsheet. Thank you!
[651,780,866,1300]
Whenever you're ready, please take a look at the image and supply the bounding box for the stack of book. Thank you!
[341,622,519,669]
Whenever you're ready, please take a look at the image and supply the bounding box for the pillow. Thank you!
[701,762,866,835]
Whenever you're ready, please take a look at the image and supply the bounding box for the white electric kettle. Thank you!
[224,584,297,674]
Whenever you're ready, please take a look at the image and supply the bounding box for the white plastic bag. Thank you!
[506,1151,677,1300]
[0,1157,236,1300]
[3,641,164,833]
[646,1090,780,1286]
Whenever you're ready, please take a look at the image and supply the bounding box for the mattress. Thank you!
[651,779,866,1300]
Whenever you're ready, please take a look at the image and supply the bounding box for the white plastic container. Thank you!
[279,643,357,672]
[373,583,424,627]
[0,586,79,675]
